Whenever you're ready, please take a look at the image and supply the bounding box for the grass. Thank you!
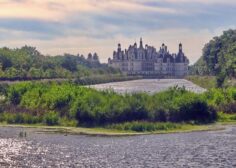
[217,112,236,124]
[186,75,216,89]
[0,122,226,136]
[106,122,182,132]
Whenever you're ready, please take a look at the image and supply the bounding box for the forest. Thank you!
[0,46,120,80]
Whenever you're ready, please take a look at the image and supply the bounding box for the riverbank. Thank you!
[185,76,216,89]
[0,122,228,137]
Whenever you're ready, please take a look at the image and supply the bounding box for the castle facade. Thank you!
[108,39,189,77]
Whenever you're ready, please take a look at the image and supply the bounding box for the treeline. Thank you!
[0,46,120,80]
[2,82,236,126]
[190,29,236,87]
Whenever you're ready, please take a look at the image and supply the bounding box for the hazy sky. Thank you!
[0,0,235,64]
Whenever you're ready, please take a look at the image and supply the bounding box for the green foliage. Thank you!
[203,88,236,113]
[147,87,217,123]
[0,112,42,124]
[7,82,32,105]
[0,46,120,80]
[216,71,227,88]
[186,76,216,89]
[1,82,220,126]
[43,111,59,126]
[217,112,236,122]
[190,29,236,86]
[59,117,78,127]
[107,122,182,132]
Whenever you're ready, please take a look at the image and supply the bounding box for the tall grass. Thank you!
[106,122,182,132]
[186,76,216,89]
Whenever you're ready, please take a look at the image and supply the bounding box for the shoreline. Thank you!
[0,123,231,137]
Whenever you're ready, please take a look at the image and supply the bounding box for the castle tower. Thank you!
[165,46,167,52]
[118,43,121,52]
[139,38,143,48]
[162,43,165,48]
[179,43,182,52]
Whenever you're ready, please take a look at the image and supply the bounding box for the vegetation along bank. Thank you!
[0,82,235,133]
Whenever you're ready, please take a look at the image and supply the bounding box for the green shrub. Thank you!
[0,84,8,96]
[59,117,78,127]
[0,113,16,124]
[217,112,236,122]
[0,112,42,124]
[4,82,222,126]
[43,111,59,126]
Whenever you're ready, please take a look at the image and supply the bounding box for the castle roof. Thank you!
[163,53,174,63]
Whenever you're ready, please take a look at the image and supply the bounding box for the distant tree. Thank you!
[193,29,236,81]
[0,45,114,79]
[0,54,12,70]
[28,68,43,78]
[61,55,78,72]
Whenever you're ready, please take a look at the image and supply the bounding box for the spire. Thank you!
[140,37,143,48]
[118,43,121,52]
[162,43,165,49]
[179,43,182,52]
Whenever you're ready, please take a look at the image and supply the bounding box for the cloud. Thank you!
[0,0,179,22]
[160,0,236,5]
[0,0,235,64]
[0,27,217,64]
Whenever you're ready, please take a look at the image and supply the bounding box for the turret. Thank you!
[139,38,143,48]
[93,53,99,62]
[162,43,165,48]
[87,53,92,60]
[118,43,121,52]
[179,43,182,52]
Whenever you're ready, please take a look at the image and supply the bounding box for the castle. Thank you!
[108,38,189,77]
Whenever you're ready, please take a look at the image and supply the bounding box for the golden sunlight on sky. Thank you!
[0,0,235,63]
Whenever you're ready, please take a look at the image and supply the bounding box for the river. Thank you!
[88,79,206,94]
[0,126,236,167]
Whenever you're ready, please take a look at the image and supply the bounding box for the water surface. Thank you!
[88,79,206,94]
[0,126,236,167]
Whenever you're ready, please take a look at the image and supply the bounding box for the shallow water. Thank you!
[88,79,206,94]
[0,126,236,167]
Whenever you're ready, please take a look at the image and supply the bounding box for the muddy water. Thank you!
[0,126,236,168]
[88,79,206,94]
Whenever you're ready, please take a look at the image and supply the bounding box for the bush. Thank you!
[3,82,222,126]
[59,117,78,127]
[170,95,217,123]
[43,111,59,126]
[217,112,236,122]
[0,112,42,124]
[0,84,8,96]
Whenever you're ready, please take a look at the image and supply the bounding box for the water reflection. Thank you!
[88,79,206,94]
[0,126,236,167]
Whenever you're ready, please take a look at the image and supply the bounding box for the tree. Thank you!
[192,29,236,83]
[61,55,77,72]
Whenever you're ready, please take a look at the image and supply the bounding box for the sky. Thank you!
[0,0,235,64]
